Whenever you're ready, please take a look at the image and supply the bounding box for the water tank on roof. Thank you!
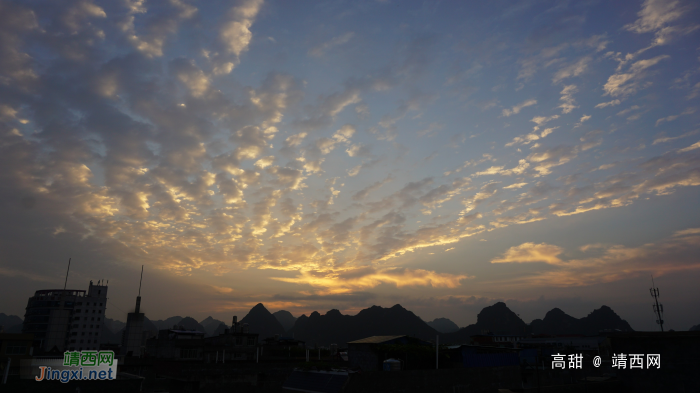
[383,358,401,371]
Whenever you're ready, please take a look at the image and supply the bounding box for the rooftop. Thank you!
[347,335,406,344]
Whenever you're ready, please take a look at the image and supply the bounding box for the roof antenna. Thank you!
[650,275,664,332]
[138,265,144,297]
[63,258,71,291]
[59,258,71,311]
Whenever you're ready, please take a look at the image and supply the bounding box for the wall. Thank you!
[343,366,521,393]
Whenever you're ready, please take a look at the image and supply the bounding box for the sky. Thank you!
[1,0,699,332]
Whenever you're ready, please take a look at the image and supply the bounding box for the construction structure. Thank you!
[121,265,146,357]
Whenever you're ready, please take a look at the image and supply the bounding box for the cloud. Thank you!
[352,176,392,201]
[603,55,669,98]
[624,0,686,34]
[656,108,696,126]
[558,85,578,114]
[507,128,558,148]
[491,242,564,264]
[474,159,530,176]
[493,230,700,287]
[552,57,590,84]
[678,140,700,153]
[595,100,621,108]
[211,285,234,294]
[652,130,699,145]
[527,145,578,176]
[309,32,355,57]
[504,182,528,189]
[502,99,537,117]
[272,266,471,294]
[120,0,197,58]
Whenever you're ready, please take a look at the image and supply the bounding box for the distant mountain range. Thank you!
[426,317,460,333]
[287,304,440,347]
[441,302,634,344]
[690,324,700,331]
[1,302,640,346]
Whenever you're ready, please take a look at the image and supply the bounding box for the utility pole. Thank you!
[436,335,439,370]
[650,276,664,332]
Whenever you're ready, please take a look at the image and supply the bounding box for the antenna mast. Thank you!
[63,258,71,291]
[59,258,71,311]
[138,265,144,297]
[650,276,664,332]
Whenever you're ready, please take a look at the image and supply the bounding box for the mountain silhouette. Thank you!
[212,322,228,336]
[442,302,529,344]
[690,324,700,331]
[287,304,439,346]
[427,317,459,333]
[176,316,206,332]
[0,313,23,332]
[273,310,297,332]
[151,316,184,330]
[200,316,227,336]
[103,317,126,334]
[529,308,580,335]
[239,303,286,339]
[530,305,633,335]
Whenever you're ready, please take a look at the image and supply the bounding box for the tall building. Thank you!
[22,280,108,352]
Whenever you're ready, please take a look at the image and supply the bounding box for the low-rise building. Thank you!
[146,327,206,360]
[0,333,34,377]
[347,335,432,371]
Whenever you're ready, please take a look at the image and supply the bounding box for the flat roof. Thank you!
[347,335,406,344]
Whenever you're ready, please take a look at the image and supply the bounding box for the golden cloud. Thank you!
[271,266,471,294]
[491,242,564,264]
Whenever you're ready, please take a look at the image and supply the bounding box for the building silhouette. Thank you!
[121,293,145,357]
[22,280,108,352]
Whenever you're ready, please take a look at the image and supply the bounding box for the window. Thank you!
[247,337,255,346]
[74,317,80,321]
[91,317,94,321]
[77,302,82,305]
[99,303,102,306]
[6,342,27,355]
[84,317,88,321]
[82,332,85,336]
[70,340,76,344]
[97,318,100,321]
[75,309,81,313]
[235,337,242,345]
[71,332,77,336]
[98,291,101,295]
[95,332,99,336]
